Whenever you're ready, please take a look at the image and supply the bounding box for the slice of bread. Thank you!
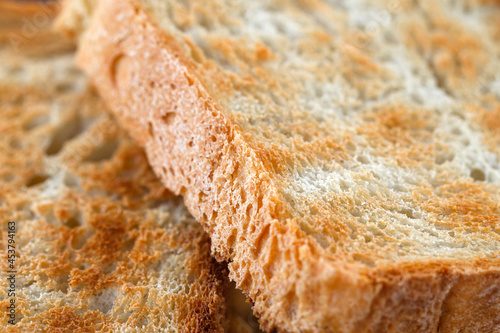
[0,5,261,332]
[0,31,227,333]
[70,0,500,332]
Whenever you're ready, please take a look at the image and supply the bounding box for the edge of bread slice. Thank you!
[69,0,500,332]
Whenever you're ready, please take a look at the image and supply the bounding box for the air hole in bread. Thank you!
[179,186,187,195]
[63,172,79,187]
[170,83,176,90]
[83,140,119,163]
[177,167,185,178]
[410,92,424,104]
[346,141,356,151]
[110,53,132,91]
[45,118,83,156]
[65,216,81,229]
[162,112,176,125]
[89,287,119,314]
[23,114,49,131]
[350,209,361,217]
[399,208,415,219]
[356,155,369,164]
[71,234,87,250]
[470,168,486,182]
[103,263,117,275]
[185,74,194,86]
[240,190,247,204]
[246,204,253,217]
[226,229,238,250]
[54,274,70,294]
[435,153,454,165]
[196,191,205,204]
[363,233,373,243]
[160,166,169,179]
[147,121,154,137]
[450,110,465,120]
[38,273,49,284]
[26,173,50,187]
[122,237,136,252]
[353,254,375,267]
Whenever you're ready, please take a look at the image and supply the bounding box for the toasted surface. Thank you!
[0,6,261,332]
[73,0,500,332]
[0,41,227,333]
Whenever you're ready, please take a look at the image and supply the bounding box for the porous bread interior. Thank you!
[0,36,232,333]
[71,0,500,331]
[141,0,500,264]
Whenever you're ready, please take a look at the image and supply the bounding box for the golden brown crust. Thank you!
[75,0,500,332]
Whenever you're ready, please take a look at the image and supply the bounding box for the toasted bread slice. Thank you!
[69,0,500,332]
[0,35,226,333]
[0,5,261,333]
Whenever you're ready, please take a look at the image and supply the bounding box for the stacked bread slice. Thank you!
[63,0,500,332]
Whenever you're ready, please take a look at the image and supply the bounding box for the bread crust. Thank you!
[75,0,500,332]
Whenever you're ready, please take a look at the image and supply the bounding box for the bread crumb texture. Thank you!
[75,0,500,332]
[0,18,233,333]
